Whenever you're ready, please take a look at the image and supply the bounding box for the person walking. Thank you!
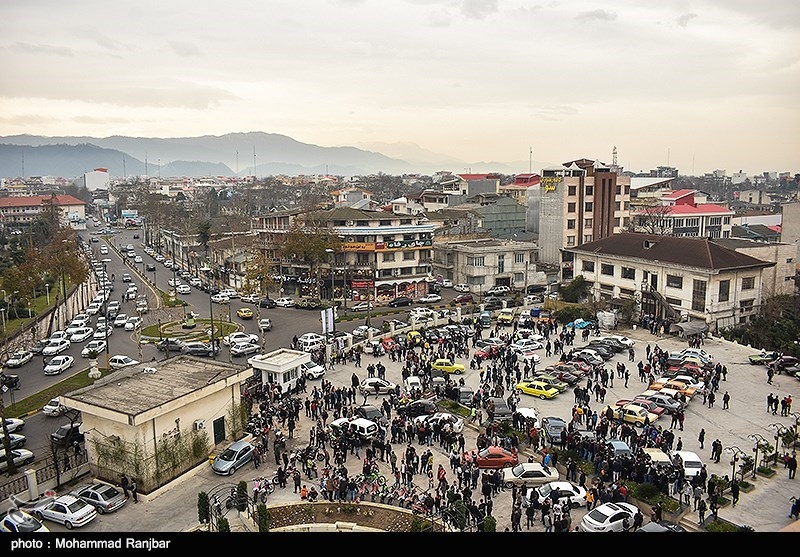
[722,391,730,410]
[788,453,797,480]
[730,478,740,507]
[698,428,705,449]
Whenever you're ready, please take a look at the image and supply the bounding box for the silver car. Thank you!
[71,482,128,514]
[211,440,254,475]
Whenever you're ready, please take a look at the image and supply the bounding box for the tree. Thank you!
[279,222,342,298]
[559,275,590,303]
[197,492,211,524]
[630,204,673,234]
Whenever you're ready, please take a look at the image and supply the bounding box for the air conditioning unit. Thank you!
[346,220,355,227]
[193,419,206,431]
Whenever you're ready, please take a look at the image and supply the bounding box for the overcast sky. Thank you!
[1,0,798,176]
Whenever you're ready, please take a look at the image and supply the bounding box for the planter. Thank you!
[757,467,777,478]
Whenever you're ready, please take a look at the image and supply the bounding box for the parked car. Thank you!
[108,355,140,369]
[418,293,442,304]
[32,494,97,529]
[258,297,277,308]
[301,360,326,379]
[395,398,437,418]
[0,448,35,472]
[222,332,259,346]
[450,293,474,305]
[462,445,519,469]
[6,350,33,368]
[359,377,397,396]
[274,297,296,308]
[50,422,84,446]
[0,509,49,532]
[502,462,559,487]
[414,412,465,434]
[604,404,660,427]
[124,316,143,331]
[453,284,470,292]
[157,338,185,352]
[3,417,25,434]
[579,501,638,532]
[388,296,414,307]
[431,358,465,375]
[540,416,568,445]
[43,355,75,375]
[0,432,27,450]
[515,380,559,400]
[349,301,374,312]
[70,482,128,514]
[211,440,254,475]
[42,397,68,417]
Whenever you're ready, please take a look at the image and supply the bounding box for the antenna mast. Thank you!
[529,147,532,174]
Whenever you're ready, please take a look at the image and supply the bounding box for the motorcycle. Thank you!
[252,476,275,503]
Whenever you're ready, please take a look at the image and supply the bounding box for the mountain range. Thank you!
[0,132,541,179]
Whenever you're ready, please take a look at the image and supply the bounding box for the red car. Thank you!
[381,337,397,351]
[474,340,501,359]
[565,360,592,374]
[462,446,519,469]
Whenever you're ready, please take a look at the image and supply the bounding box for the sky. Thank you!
[1,0,798,176]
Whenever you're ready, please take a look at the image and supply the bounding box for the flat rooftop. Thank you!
[64,355,249,415]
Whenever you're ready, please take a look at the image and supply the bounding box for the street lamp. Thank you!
[325,248,334,303]
[725,445,745,481]
[748,433,767,478]
[769,422,790,462]
[45,283,50,305]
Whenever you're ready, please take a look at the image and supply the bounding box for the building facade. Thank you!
[565,232,776,333]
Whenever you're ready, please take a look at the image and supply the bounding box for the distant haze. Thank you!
[1,1,797,176]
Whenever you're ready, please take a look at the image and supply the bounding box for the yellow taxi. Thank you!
[236,307,254,320]
[515,380,559,399]
[431,358,465,375]
[406,330,423,345]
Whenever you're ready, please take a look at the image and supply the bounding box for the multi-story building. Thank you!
[533,158,631,267]
[0,194,87,231]
[431,238,541,294]
[251,207,435,303]
[565,232,777,333]
[633,189,734,238]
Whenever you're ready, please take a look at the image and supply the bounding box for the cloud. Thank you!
[575,9,617,22]
[8,42,74,57]
[676,13,698,28]
[168,41,202,57]
[461,0,499,19]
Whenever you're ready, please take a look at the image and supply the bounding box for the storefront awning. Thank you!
[669,320,708,336]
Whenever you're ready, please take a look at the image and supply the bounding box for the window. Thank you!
[583,235,592,243]
[514,272,523,282]
[616,185,621,195]
[723,216,731,225]
[741,277,755,290]
[515,253,524,264]
[621,267,635,280]
[566,236,576,246]
[382,253,395,262]
[718,280,730,302]
[614,217,620,227]
[585,185,593,195]
[665,297,682,307]
[567,202,577,213]
[567,219,576,229]
[582,261,595,272]
[403,251,415,261]
[467,256,485,267]
[666,275,683,289]
[692,279,706,312]
[498,255,505,274]
[709,217,722,226]
[740,299,754,311]
[600,264,614,276]
[786,258,794,264]
[673,218,685,228]
[686,218,700,227]
[584,218,593,229]
[620,288,635,298]
[568,186,577,196]
[584,202,593,212]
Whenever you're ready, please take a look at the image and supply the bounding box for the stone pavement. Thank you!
[77,325,800,533]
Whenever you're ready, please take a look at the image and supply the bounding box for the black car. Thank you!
[259,298,277,309]
[157,338,185,352]
[396,398,437,418]
[388,296,413,308]
[355,404,387,427]
[145,264,156,272]
[51,422,84,447]
[483,299,503,312]
[30,340,48,356]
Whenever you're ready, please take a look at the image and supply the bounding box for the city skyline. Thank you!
[1,0,798,177]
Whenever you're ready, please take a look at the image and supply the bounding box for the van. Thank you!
[479,311,492,328]
[328,417,379,441]
[670,450,704,480]
[298,337,324,353]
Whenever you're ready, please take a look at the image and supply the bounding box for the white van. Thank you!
[328,417,379,441]
[670,450,704,480]
[297,332,325,353]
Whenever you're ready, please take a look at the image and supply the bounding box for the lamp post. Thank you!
[725,445,745,481]
[45,283,50,305]
[325,248,334,303]
[791,412,800,437]
[748,433,767,478]
[769,422,790,463]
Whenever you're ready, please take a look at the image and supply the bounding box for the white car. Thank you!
[453,284,470,293]
[134,255,143,263]
[274,297,296,307]
[510,338,544,353]
[301,360,326,379]
[69,327,94,343]
[441,279,453,288]
[349,301,374,312]
[0,509,50,533]
[136,300,149,314]
[230,341,259,357]
[42,338,71,356]
[240,294,260,304]
[222,332,259,347]
[527,481,587,509]
[189,277,203,287]
[32,494,97,530]
[44,355,75,375]
[48,331,68,343]
[124,316,143,331]
[579,501,639,532]
[42,397,67,417]
[413,412,465,434]
[69,314,91,328]
[6,350,33,368]
[352,325,381,339]
[418,293,442,304]
[108,355,139,369]
[257,318,272,332]
[176,284,191,295]
[113,313,129,327]
[81,340,107,357]
[502,462,559,487]
[94,325,113,339]
[211,293,230,304]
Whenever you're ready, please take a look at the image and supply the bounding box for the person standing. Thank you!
[697,497,707,524]
[788,453,798,479]
[722,391,730,410]
[120,474,130,499]
[698,428,705,449]
[130,478,138,503]
[730,478,740,507]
